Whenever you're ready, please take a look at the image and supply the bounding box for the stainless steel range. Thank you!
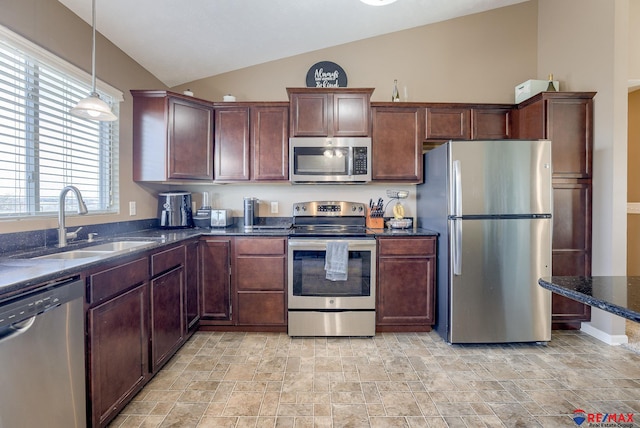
[288,201,376,337]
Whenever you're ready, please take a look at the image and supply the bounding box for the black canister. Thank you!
[243,197,258,228]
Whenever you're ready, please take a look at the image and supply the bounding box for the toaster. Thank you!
[210,209,233,227]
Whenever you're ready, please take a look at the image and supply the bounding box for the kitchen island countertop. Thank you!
[539,276,640,323]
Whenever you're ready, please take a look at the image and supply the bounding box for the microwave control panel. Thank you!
[353,147,368,175]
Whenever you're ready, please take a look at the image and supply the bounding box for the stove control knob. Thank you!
[358,206,364,212]
[351,206,357,212]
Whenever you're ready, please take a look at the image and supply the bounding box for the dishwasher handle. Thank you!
[0,316,36,344]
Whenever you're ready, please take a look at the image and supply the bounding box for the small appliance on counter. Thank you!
[193,191,212,228]
[158,191,193,228]
[210,209,233,227]
[243,197,259,229]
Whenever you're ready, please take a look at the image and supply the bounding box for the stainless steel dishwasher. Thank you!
[0,277,86,428]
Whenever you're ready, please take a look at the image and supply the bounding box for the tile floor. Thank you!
[108,330,640,428]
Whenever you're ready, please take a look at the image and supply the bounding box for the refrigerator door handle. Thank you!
[452,219,462,275]
[453,160,462,217]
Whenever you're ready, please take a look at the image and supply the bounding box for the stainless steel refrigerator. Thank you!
[417,140,552,343]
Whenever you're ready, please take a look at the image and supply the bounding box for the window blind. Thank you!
[0,25,120,217]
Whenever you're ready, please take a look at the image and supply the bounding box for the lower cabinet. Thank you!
[150,245,186,372]
[86,243,192,427]
[376,236,436,331]
[199,236,287,329]
[199,237,233,323]
[86,257,149,428]
[185,239,201,331]
[235,237,287,326]
[150,268,184,372]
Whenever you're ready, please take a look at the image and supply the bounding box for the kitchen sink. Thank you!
[33,240,156,260]
[81,240,156,252]
[34,250,111,260]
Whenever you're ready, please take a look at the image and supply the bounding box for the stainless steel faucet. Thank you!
[58,185,88,247]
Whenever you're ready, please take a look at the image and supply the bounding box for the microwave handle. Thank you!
[347,147,353,176]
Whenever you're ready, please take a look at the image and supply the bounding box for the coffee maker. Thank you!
[158,191,193,228]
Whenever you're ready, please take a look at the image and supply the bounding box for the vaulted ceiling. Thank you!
[58,0,528,87]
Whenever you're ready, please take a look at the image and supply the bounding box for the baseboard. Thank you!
[580,322,629,345]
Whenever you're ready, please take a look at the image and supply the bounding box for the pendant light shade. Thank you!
[70,92,117,121]
[70,0,117,122]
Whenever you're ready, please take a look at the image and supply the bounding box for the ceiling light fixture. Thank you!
[70,0,117,121]
[360,0,398,5]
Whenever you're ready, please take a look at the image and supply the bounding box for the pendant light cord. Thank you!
[90,0,97,95]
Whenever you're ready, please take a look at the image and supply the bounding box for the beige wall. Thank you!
[168,1,539,218]
[628,90,640,275]
[538,0,629,278]
[172,2,538,104]
[0,0,168,233]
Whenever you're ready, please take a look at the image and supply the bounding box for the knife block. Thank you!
[366,208,384,229]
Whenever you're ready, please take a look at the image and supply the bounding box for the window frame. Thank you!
[0,24,123,219]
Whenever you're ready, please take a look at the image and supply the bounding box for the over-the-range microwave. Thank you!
[289,137,371,183]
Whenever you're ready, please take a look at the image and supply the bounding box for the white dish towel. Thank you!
[324,241,349,281]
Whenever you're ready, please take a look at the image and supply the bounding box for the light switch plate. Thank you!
[271,201,278,214]
[129,201,136,216]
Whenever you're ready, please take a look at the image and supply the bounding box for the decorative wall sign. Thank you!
[306,61,348,88]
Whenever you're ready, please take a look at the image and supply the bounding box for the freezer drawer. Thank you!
[448,217,552,343]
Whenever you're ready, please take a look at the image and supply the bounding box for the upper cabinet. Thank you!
[471,107,512,140]
[425,107,471,140]
[132,90,214,181]
[424,105,513,142]
[287,88,374,137]
[213,103,289,182]
[371,106,424,183]
[515,92,594,179]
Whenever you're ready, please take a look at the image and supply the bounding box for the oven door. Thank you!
[288,238,376,310]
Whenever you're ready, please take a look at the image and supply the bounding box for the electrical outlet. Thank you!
[129,201,136,216]
[271,201,279,214]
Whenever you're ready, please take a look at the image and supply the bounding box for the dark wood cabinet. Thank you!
[215,106,250,181]
[288,88,373,137]
[185,239,200,331]
[86,257,149,428]
[234,237,287,326]
[371,106,424,183]
[515,92,596,328]
[425,107,471,140]
[199,238,233,323]
[376,237,436,330]
[472,107,512,139]
[251,105,289,181]
[149,245,185,372]
[132,90,214,181]
[214,103,289,182]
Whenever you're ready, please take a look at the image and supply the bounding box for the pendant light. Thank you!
[360,0,398,5]
[70,0,117,121]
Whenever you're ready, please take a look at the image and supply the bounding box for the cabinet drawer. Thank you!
[151,245,185,276]
[235,237,286,255]
[378,238,436,256]
[236,256,286,291]
[237,292,285,325]
[88,257,148,304]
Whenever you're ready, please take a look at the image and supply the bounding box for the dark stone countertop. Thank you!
[538,276,640,323]
[0,226,437,300]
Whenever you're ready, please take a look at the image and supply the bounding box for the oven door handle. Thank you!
[288,239,376,251]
